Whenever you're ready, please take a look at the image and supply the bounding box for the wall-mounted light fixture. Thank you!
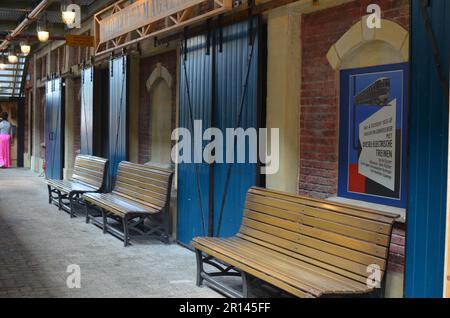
[62,6,77,25]
[61,1,81,29]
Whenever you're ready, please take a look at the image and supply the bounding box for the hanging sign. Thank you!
[338,63,409,208]
[99,0,204,43]
[94,0,233,56]
[65,34,95,47]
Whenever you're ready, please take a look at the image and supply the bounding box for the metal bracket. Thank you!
[183,27,188,61]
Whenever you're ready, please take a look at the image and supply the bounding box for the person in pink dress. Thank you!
[0,111,12,168]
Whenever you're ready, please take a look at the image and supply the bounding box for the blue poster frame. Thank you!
[338,63,409,208]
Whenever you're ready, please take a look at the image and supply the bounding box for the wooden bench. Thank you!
[83,161,174,247]
[192,187,399,298]
[46,155,108,218]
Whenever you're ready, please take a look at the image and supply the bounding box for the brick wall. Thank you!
[299,0,409,198]
[138,50,177,164]
[300,0,410,277]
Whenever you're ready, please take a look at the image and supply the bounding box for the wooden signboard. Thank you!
[65,34,95,47]
[94,0,233,56]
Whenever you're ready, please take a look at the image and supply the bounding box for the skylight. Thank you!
[0,52,26,98]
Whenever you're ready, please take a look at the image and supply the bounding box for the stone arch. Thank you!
[146,63,173,91]
[326,17,409,70]
[146,63,173,165]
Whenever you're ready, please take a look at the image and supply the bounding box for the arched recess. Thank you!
[325,17,410,299]
[146,63,173,165]
[326,17,409,70]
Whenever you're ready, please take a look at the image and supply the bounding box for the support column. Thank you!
[129,55,140,163]
[30,54,43,174]
[64,77,76,179]
[265,5,301,194]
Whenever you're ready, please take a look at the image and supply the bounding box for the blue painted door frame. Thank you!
[406,0,449,297]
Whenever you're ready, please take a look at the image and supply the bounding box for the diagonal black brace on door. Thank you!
[81,65,92,155]
[181,30,207,236]
[215,15,259,238]
[110,52,127,187]
[420,0,449,105]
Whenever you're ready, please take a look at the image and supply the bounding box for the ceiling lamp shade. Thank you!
[37,15,50,42]
[20,41,31,55]
[0,58,6,70]
[37,30,49,42]
[8,47,18,64]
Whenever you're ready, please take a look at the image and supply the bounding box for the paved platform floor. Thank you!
[0,168,220,298]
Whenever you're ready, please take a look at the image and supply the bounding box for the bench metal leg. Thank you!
[242,272,249,298]
[123,216,130,247]
[195,249,204,287]
[85,201,90,224]
[57,190,63,211]
[102,209,108,234]
[47,185,52,204]
[163,208,170,244]
[195,252,244,298]
[69,195,75,218]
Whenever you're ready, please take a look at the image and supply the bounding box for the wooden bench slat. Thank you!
[225,237,368,290]
[83,161,174,246]
[115,177,167,201]
[73,165,104,178]
[241,218,387,268]
[84,193,160,214]
[116,170,169,188]
[245,196,392,236]
[244,209,390,254]
[246,193,392,235]
[113,184,166,208]
[47,155,108,193]
[192,241,315,298]
[192,187,397,297]
[238,225,381,277]
[116,174,168,195]
[71,173,103,187]
[193,238,325,296]
[235,233,369,285]
[207,237,369,293]
[119,163,172,181]
[249,188,397,224]
[47,180,97,194]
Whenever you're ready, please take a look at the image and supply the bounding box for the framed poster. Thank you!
[338,63,408,208]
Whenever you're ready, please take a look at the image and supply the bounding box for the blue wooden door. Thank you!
[213,20,260,237]
[45,78,64,180]
[80,66,94,155]
[177,34,212,245]
[177,19,261,245]
[107,56,128,190]
[405,0,450,297]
